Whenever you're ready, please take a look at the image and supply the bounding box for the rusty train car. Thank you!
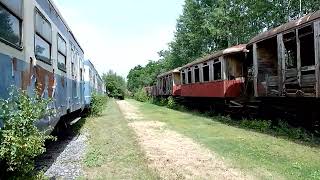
[0,0,104,132]
[151,10,320,129]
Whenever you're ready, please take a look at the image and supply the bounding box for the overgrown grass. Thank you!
[128,99,320,180]
[82,99,158,179]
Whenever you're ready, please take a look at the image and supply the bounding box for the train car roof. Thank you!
[249,10,320,45]
[48,0,84,53]
[157,67,182,78]
[84,59,103,82]
[181,44,247,69]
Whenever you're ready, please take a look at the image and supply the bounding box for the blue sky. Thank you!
[53,0,185,77]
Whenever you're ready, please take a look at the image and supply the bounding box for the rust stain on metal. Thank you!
[11,58,17,71]
[35,65,54,97]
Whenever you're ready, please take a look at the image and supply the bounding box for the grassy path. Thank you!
[82,99,158,179]
[128,99,320,180]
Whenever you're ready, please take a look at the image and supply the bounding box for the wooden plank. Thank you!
[296,29,302,87]
[253,43,258,97]
[301,65,316,72]
[314,21,320,97]
[277,34,285,96]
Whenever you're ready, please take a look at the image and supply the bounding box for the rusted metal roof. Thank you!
[181,44,247,69]
[157,67,182,78]
[249,10,320,44]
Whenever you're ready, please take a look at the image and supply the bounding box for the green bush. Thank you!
[0,87,55,177]
[240,119,272,132]
[134,88,150,102]
[166,97,176,109]
[90,92,107,117]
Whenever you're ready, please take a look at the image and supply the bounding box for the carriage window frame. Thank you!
[202,63,210,82]
[181,70,186,84]
[0,2,23,50]
[212,60,222,81]
[187,68,192,84]
[57,34,67,72]
[34,9,52,65]
[194,65,200,83]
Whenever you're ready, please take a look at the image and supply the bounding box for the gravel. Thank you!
[36,132,88,179]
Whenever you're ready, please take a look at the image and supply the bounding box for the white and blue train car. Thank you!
[84,59,105,109]
[0,0,86,131]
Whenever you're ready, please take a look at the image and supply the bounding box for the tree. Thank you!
[102,71,126,99]
[128,0,320,88]
[127,60,166,92]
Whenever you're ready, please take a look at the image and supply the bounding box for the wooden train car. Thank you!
[155,68,182,96]
[179,45,247,98]
[247,10,320,99]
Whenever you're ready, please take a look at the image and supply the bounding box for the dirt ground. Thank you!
[116,100,254,180]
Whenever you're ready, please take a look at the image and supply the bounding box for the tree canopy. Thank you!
[127,0,320,90]
[103,71,126,99]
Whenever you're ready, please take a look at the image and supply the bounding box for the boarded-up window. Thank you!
[203,63,209,82]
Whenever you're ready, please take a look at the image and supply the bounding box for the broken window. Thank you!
[194,66,200,83]
[299,25,315,67]
[188,68,192,84]
[283,32,297,69]
[213,60,222,80]
[182,71,186,84]
[203,63,209,82]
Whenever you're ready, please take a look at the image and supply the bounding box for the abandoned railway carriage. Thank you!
[84,59,105,108]
[0,0,91,131]
[247,10,320,101]
[154,45,248,100]
[179,45,247,99]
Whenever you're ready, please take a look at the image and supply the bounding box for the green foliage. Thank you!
[128,0,320,81]
[90,93,108,117]
[127,60,166,92]
[166,97,177,109]
[133,88,150,102]
[240,119,272,132]
[103,70,126,99]
[0,87,55,177]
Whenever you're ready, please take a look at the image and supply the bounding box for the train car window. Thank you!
[35,34,51,64]
[188,68,192,84]
[194,66,200,83]
[0,0,22,17]
[35,10,52,64]
[299,25,315,67]
[283,32,297,69]
[0,3,22,47]
[35,11,52,43]
[213,61,222,80]
[57,34,67,71]
[203,64,209,82]
[182,71,186,84]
